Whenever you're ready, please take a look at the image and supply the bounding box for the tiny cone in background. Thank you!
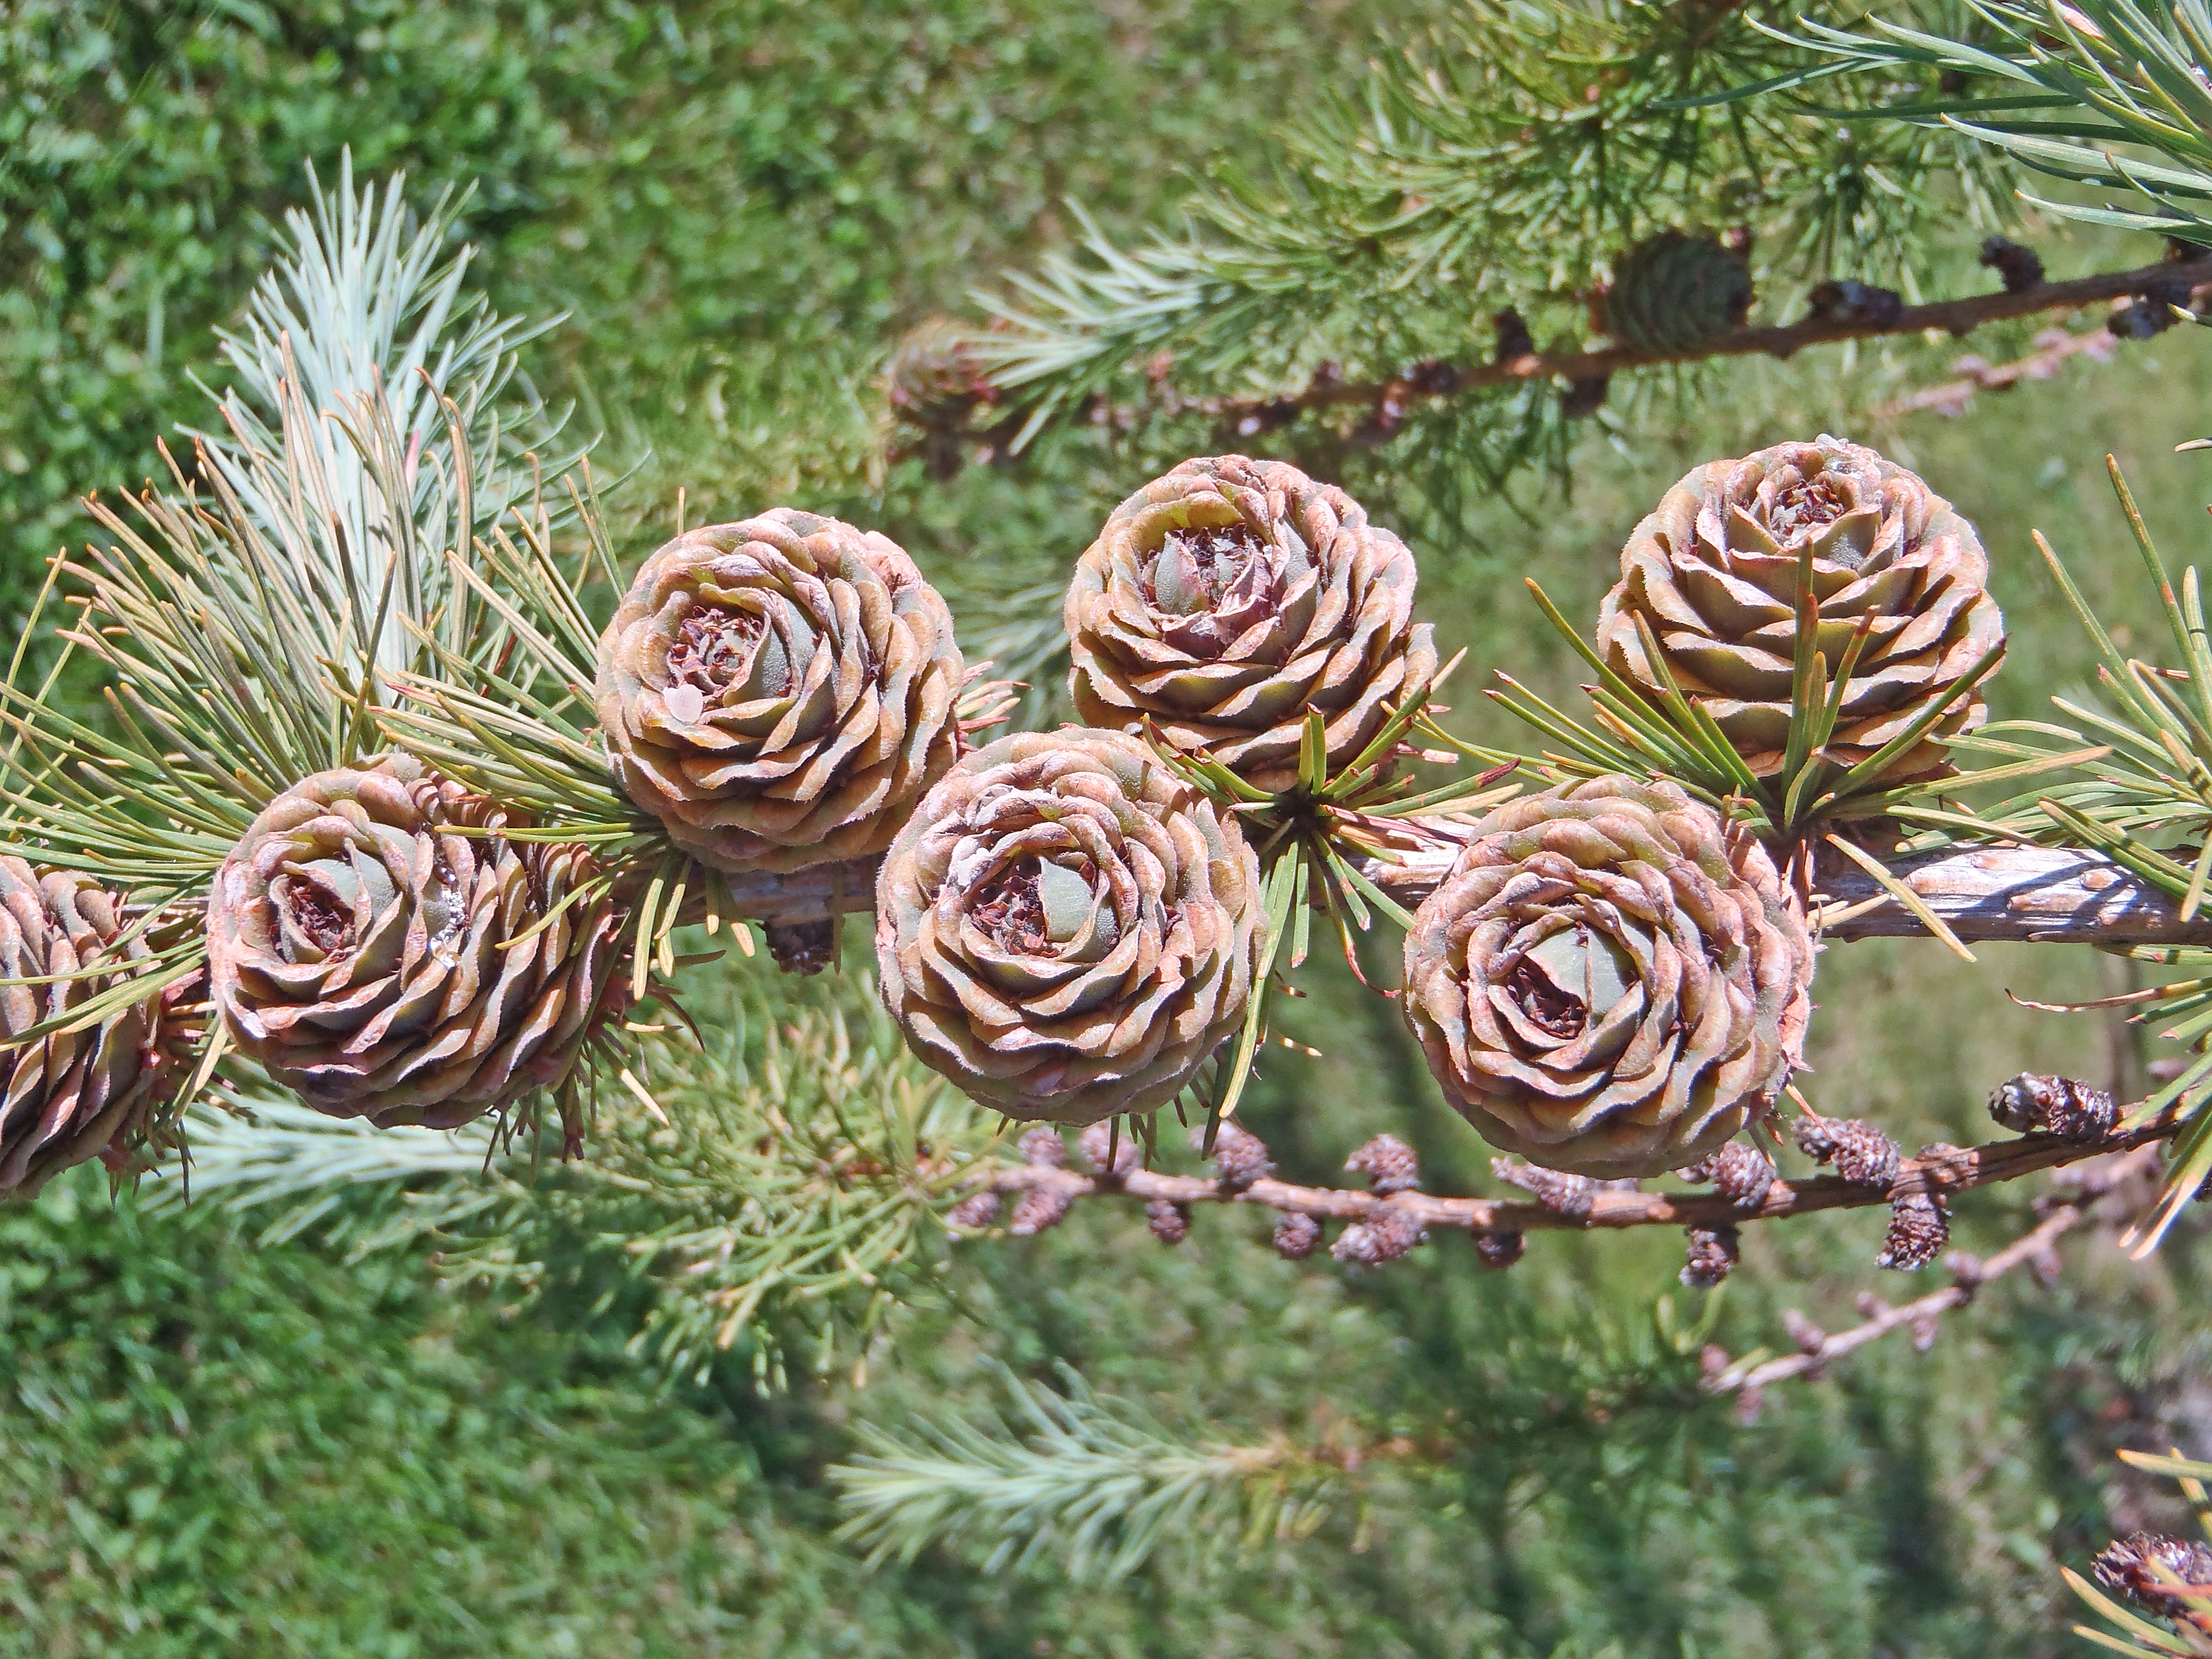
[1403,776,1815,1179]
[1596,435,2003,786]
[884,316,999,430]
[0,861,187,1197]
[1605,230,1754,353]
[1064,454,1436,793]
[876,728,1263,1125]
[597,510,965,873]
[207,756,625,1129]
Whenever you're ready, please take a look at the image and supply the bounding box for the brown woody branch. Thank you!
[903,252,2211,464]
[727,839,2212,950]
[971,1112,2180,1236]
[1874,322,2120,422]
[1701,1140,2165,1397]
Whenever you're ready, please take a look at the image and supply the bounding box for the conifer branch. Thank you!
[1701,1140,2164,1397]
[829,1365,1378,1580]
[904,251,2211,471]
[1874,322,2119,421]
[694,838,2212,951]
[965,1112,2181,1237]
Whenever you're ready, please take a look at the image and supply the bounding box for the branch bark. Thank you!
[1701,1140,2164,1395]
[972,1112,2178,1235]
[1361,837,2212,948]
[904,252,2211,462]
[729,838,2212,949]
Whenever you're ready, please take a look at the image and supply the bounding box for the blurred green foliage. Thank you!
[11,0,2212,1653]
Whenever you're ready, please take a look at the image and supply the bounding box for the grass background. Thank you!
[7,2,2212,1653]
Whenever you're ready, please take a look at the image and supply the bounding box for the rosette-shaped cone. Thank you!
[1065,456,1437,793]
[877,728,1264,1124]
[597,511,964,873]
[1596,436,2004,782]
[0,861,178,1196]
[208,756,625,1128]
[1403,777,1815,1179]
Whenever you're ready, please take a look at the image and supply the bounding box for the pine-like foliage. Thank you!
[147,956,999,1389]
[1794,0,2212,241]
[967,0,2013,474]
[831,1365,1348,1580]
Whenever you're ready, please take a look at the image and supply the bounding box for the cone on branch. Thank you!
[206,756,625,1130]
[1988,1072,2118,1142]
[1273,1212,1322,1260]
[0,862,189,1197]
[1678,1140,1777,1209]
[875,728,1264,1125]
[596,511,965,874]
[1198,1120,1273,1190]
[884,316,1000,430]
[1682,1223,1741,1288]
[1793,1110,1901,1188]
[1876,1190,1950,1270]
[1064,455,1437,793]
[1405,777,1816,1179]
[1604,231,1754,353]
[1596,436,2005,786]
[2094,1532,2212,1619]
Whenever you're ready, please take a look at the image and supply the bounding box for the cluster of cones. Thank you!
[5,435,2005,1206]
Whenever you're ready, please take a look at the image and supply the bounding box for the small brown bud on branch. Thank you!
[1780,1308,1828,1356]
[763,918,837,975]
[946,1191,1002,1231]
[1079,1120,1139,1179]
[1980,235,2045,293]
[1018,1127,1067,1168]
[1877,1190,1951,1270]
[2093,1532,2212,1620]
[1807,280,1905,328]
[1678,1141,1777,1210]
[1146,1198,1192,1245]
[1009,1188,1073,1236]
[1273,1212,1323,1260]
[1793,1111,1901,1189]
[1199,1121,1274,1191]
[1989,1072,2119,1142]
[1476,1230,1526,1270]
[1332,1206,1425,1265]
[1349,1134,1422,1195]
[1682,1223,1741,1288]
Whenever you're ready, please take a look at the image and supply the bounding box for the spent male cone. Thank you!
[1403,776,1815,1179]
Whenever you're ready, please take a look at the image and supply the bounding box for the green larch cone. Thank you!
[1403,776,1815,1179]
[207,755,626,1129]
[876,727,1263,1125]
[0,861,184,1197]
[597,511,965,874]
[1605,230,1753,353]
[1595,435,2005,783]
[1065,455,1437,794]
